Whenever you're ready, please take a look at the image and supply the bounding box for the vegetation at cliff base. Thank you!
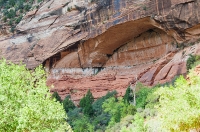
[1,54,200,131]
[0,59,72,131]
[58,59,200,132]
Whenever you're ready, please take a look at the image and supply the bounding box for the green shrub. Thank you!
[93,90,117,115]
[10,26,15,33]
[63,95,75,113]
[187,54,196,71]
[52,91,62,103]
[15,15,23,24]
[8,0,15,7]
[102,97,137,128]
[136,87,151,108]
[106,115,135,132]
[152,74,200,131]
[8,19,13,26]
[93,113,111,131]
[67,107,82,126]
[186,54,200,71]
[0,59,72,131]
[72,116,94,132]
[79,89,94,116]
[123,86,133,104]
[102,97,123,127]
[67,7,71,12]
[3,16,7,22]
[7,9,16,18]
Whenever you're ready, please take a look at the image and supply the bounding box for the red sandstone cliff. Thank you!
[1,0,200,101]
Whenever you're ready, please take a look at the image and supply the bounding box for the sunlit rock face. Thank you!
[1,0,200,101]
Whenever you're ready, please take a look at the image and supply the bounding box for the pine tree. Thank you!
[123,86,133,104]
[52,92,62,103]
[79,90,94,116]
[63,95,75,113]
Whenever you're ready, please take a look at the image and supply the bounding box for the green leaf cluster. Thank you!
[0,59,72,131]
[153,74,200,131]
[52,91,62,103]
[186,54,200,71]
[63,95,75,113]
[123,86,133,104]
[79,89,94,116]
[65,67,200,132]
[67,90,118,131]
[102,97,136,128]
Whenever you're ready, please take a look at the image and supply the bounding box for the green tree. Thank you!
[102,97,123,127]
[93,90,117,115]
[0,59,72,131]
[136,86,151,108]
[52,91,62,103]
[79,89,94,116]
[187,54,196,71]
[123,86,133,104]
[72,116,94,132]
[153,74,200,131]
[63,95,75,113]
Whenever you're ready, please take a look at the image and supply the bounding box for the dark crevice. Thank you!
[47,16,60,29]
[174,0,195,7]
[151,63,170,85]
[77,51,83,69]
[48,0,55,8]
[51,30,84,54]
[29,8,39,22]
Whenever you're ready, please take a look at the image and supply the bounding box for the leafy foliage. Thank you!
[135,84,151,108]
[187,54,196,71]
[67,90,118,131]
[102,97,136,128]
[123,86,133,104]
[66,70,200,132]
[67,107,82,127]
[106,115,135,132]
[0,59,72,131]
[186,54,200,71]
[79,89,94,116]
[92,90,117,115]
[52,91,62,103]
[92,113,111,131]
[102,97,122,127]
[63,95,75,113]
[72,116,94,132]
[153,74,200,131]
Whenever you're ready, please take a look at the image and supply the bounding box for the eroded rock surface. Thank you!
[1,0,200,101]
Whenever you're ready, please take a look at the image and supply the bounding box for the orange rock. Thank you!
[1,0,200,101]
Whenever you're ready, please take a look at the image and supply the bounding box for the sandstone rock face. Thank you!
[1,0,200,101]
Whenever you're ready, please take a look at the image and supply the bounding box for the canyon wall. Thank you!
[1,0,200,101]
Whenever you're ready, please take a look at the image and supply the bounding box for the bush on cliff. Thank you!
[0,59,72,131]
[186,54,200,71]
